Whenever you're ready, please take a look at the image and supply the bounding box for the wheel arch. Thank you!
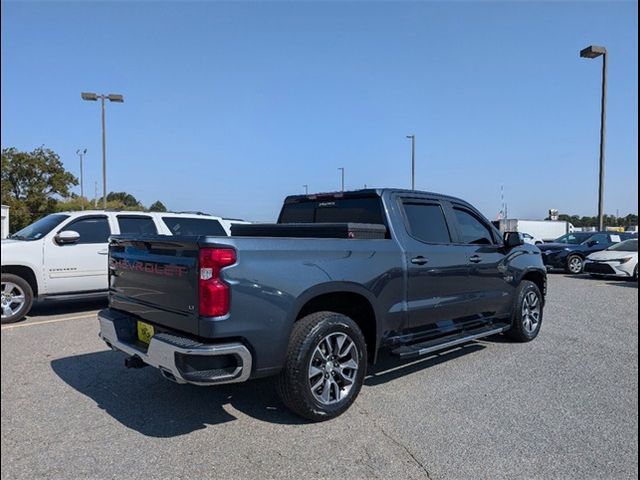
[1,265,39,297]
[292,282,380,363]
[520,268,547,302]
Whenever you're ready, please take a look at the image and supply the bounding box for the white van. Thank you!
[1,210,247,323]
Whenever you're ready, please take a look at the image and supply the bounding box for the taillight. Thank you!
[199,248,236,317]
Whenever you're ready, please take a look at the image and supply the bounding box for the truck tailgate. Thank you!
[108,235,200,334]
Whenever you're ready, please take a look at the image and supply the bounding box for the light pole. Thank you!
[75,148,87,209]
[338,167,345,192]
[580,45,607,231]
[406,134,415,190]
[81,92,124,209]
[303,184,309,194]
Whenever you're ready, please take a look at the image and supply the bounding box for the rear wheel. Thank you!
[565,255,584,274]
[505,280,543,342]
[276,311,367,421]
[1,274,34,324]
[633,265,638,282]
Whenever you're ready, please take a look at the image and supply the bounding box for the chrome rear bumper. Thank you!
[98,312,252,385]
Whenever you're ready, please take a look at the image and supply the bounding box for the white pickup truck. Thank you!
[1,210,247,323]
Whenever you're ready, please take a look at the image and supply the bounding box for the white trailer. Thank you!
[500,219,574,242]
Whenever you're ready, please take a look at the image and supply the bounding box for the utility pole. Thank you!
[338,167,345,192]
[94,181,98,208]
[81,92,124,210]
[580,45,607,231]
[406,135,416,190]
[76,149,87,209]
[303,184,309,195]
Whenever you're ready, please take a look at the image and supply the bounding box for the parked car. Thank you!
[584,238,638,280]
[98,188,547,421]
[538,231,636,274]
[521,232,544,246]
[1,211,247,323]
[547,231,594,245]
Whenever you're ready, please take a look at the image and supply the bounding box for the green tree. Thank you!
[106,191,142,208]
[622,214,638,228]
[55,196,96,212]
[149,200,167,212]
[1,147,78,231]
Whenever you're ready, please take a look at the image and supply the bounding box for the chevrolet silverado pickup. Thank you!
[98,189,547,421]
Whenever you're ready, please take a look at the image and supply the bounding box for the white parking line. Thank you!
[1,312,98,330]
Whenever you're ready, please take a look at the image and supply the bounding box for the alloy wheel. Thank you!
[568,256,583,274]
[1,282,26,320]
[308,332,359,405]
[522,291,541,334]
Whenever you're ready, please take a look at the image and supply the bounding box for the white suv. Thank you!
[1,211,247,323]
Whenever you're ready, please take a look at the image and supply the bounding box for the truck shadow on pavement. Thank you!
[51,350,307,436]
[364,343,486,386]
[51,342,486,437]
[29,297,107,318]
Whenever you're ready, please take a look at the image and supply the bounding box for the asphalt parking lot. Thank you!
[1,275,637,480]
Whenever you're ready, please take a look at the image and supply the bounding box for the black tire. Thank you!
[276,311,367,422]
[1,273,34,324]
[633,265,638,282]
[505,280,543,342]
[565,254,584,274]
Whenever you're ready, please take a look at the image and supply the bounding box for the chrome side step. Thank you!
[391,324,509,358]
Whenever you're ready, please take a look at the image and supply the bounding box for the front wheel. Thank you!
[1,274,34,324]
[565,255,584,274]
[276,311,367,421]
[505,280,543,342]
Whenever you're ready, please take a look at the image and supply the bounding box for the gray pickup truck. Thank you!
[98,189,547,421]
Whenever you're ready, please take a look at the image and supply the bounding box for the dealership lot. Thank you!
[1,275,637,480]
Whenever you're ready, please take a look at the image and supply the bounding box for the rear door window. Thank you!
[402,202,451,244]
[162,217,227,236]
[117,215,158,235]
[60,216,111,244]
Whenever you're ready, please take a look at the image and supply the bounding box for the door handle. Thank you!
[411,256,428,265]
[469,255,482,263]
[98,249,109,255]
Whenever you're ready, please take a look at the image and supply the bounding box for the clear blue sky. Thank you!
[2,1,638,221]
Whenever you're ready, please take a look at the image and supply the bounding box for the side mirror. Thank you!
[504,231,524,249]
[55,230,80,245]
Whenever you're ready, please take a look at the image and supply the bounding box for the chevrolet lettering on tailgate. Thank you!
[110,259,188,277]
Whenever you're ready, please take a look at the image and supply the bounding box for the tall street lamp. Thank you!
[81,92,124,209]
[406,134,416,190]
[580,45,607,231]
[303,184,309,195]
[338,167,345,192]
[75,148,87,209]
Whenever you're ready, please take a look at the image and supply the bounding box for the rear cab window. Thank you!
[278,195,389,237]
[401,201,451,244]
[117,215,158,235]
[162,217,227,236]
